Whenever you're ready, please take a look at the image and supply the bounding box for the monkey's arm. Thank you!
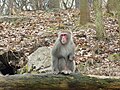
[68,44,75,61]
[68,48,75,61]
[68,53,74,61]
[52,56,59,74]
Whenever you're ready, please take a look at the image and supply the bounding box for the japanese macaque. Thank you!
[51,31,76,74]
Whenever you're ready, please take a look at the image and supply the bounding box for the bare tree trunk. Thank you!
[69,0,74,9]
[48,0,60,9]
[80,0,90,25]
[38,0,43,10]
[35,0,43,10]
[0,0,6,15]
[117,1,120,31]
[62,0,68,9]
[75,0,80,9]
[21,0,27,10]
[93,0,106,40]
[8,0,17,15]
[117,0,120,44]
[34,0,39,10]
[106,0,117,15]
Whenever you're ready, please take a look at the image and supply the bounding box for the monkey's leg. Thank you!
[67,60,76,73]
[52,56,59,74]
[58,58,69,74]
[58,58,66,71]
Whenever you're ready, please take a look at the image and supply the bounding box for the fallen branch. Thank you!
[0,73,120,90]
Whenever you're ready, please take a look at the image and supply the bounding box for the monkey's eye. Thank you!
[61,34,67,36]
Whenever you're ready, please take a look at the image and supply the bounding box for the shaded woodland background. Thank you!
[0,0,120,77]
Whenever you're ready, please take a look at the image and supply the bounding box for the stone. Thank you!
[27,47,52,73]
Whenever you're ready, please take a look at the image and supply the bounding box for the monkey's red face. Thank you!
[60,33,68,44]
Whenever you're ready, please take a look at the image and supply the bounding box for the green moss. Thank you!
[108,53,120,61]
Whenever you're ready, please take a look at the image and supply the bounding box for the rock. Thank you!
[27,47,52,73]
[0,51,26,75]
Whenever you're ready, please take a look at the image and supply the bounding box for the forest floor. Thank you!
[0,9,120,76]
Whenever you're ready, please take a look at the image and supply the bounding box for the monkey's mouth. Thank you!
[61,40,67,45]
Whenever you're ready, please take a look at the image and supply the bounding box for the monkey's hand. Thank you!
[68,55,74,61]
[53,70,59,75]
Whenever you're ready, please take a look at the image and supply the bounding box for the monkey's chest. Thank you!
[58,47,70,58]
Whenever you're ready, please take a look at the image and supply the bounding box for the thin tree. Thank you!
[106,0,117,15]
[62,0,75,9]
[48,0,60,9]
[93,0,106,40]
[117,0,120,43]
[80,0,90,25]
[75,0,80,9]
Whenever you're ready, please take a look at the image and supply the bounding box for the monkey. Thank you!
[51,31,76,75]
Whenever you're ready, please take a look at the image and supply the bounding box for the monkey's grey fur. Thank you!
[51,31,76,74]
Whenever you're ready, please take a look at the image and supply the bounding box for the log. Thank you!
[0,73,120,90]
[0,16,30,23]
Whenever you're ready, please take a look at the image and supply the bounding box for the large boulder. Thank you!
[27,47,52,73]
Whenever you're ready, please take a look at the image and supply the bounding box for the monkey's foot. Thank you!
[61,70,72,75]
[53,71,59,75]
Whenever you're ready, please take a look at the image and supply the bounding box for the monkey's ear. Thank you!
[69,31,72,34]
[67,31,72,36]
[57,31,61,39]
[58,31,61,35]
[58,31,62,37]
